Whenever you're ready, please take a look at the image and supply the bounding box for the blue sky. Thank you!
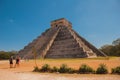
[0,0,120,51]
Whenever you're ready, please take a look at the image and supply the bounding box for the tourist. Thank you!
[9,56,13,68]
[14,56,20,67]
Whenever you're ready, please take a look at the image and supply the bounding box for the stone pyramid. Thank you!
[18,18,106,59]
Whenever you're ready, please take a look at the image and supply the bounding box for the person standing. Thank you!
[9,56,13,68]
[14,56,20,68]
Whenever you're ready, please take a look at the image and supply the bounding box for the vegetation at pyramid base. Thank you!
[33,64,77,73]
[33,66,40,72]
[111,66,120,74]
[96,64,108,74]
[78,64,95,74]
[0,51,17,60]
[33,63,120,74]
[51,66,59,73]
[58,64,76,73]
[100,38,120,56]
[39,64,51,72]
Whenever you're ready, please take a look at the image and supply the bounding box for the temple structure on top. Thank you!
[18,18,107,59]
[51,18,72,28]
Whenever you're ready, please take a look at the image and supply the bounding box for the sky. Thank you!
[0,0,120,51]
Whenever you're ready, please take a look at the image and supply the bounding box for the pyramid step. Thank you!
[55,35,73,40]
[48,47,83,51]
[46,47,85,57]
[50,43,80,49]
[45,51,87,58]
[40,28,60,58]
[18,18,106,59]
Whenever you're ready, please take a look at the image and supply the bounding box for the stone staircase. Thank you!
[40,28,60,58]
[68,29,97,57]
[18,18,106,59]
[45,26,86,58]
[18,27,59,59]
[72,30,107,57]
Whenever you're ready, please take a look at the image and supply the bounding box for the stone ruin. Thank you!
[18,18,106,59]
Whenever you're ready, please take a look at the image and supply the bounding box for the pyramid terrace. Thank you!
[18,18,106,59]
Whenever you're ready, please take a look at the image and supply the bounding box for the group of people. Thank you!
[9,56,20,68]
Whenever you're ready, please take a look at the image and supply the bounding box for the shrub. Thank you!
[51,66,59,73]
[40,64,51,72]
[33,66,40,72]
[111,66,120,74]
[96,64,108,74]
[78,64,94,74]
[67,68,76,74]
[58,64,70,73]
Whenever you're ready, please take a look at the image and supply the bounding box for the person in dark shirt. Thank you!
[9,56,13,68]
[14,56,20,68]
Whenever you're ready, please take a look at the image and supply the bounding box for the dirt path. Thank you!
[0,69,120,80]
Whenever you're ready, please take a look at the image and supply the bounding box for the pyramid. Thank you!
[18,18,106,59]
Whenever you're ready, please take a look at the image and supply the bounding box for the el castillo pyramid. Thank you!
[18,18,106,59]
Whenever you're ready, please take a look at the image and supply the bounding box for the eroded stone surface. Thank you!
[18,18,106,59]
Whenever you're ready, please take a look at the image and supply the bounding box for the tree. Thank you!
[100,38,120,56]
[112,38,120,46]
[0,51,17,60]
[32,47,38,67]
[100,45,113,56]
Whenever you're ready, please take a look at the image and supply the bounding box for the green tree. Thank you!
[100,38,120,56]
[112,38,120,46]
[0,51,16,60]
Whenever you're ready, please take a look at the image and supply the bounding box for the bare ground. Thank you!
[0,58,120,80]
[0,69,120,80]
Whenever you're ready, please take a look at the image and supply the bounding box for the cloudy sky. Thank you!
[0,0,120,51]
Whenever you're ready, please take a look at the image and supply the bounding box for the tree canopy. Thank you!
[0,51,17,60]
[100,38,120,56]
